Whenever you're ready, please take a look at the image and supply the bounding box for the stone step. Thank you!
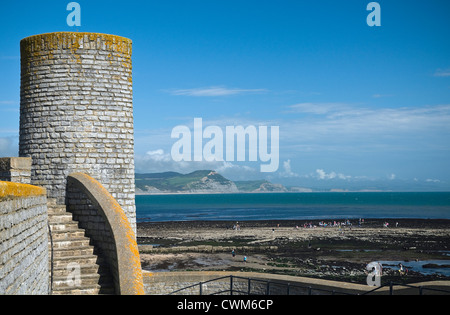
[51,238,92,250]
[49,221,81,231]
[51,286,101,295]
[50,253,100,269]
[53,273,101,288]
[50,229,87,241]
[48,206,70,215]
[52,263,100,278]
[47,213,76,223]
[47,202,115,295]
[51,246,95,259]
[47,198,59,206]
[51,264,114,294]
[51,285,115,296]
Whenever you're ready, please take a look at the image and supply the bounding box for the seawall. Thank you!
[0,181,48,295]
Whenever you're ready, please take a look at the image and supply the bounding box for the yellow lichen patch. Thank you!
[21,32,132,57]
[0,181,46,201]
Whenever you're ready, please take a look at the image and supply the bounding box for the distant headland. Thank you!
[135,170,310,195]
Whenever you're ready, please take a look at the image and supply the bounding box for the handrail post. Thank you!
[389,282,393,295]
[199,282,203,295]
[248,278,251,295]
[230,276,233,295]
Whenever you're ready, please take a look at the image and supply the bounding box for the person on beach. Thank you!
[231,249,236,258]
[398,263,407,276]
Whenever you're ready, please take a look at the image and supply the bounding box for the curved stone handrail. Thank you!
[66,173,144,295]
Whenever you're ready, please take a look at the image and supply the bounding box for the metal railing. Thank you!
[168,275,450,296]
[361,281,450,295]
[168,275,355,296]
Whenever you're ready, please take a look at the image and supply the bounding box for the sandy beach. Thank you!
[137,219,450,285]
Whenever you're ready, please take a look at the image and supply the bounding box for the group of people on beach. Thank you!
[366,262,409,279]
[295,219,353,229]
[296,219,400,229]
[319,220,352,228]
[383,221,400,228]
[231,248,247,263]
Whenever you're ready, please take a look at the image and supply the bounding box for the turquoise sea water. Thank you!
[136,192,450,222]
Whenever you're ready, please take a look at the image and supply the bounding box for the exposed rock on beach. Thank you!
[138,219,450,285]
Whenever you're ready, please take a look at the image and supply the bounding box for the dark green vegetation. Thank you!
[135,170,287,193]
[135,170,230,192]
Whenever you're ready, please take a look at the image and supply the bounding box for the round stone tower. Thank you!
[19,32,136,231]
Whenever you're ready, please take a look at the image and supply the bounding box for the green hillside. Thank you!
[135,170,234,192]
[135,170,288,194]
[235,180,270,192]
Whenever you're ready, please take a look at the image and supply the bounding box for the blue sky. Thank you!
[1,1,449,190]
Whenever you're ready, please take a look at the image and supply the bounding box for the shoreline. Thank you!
[136,191,450,196]
[137,218,450,285]
[138,218,450,229]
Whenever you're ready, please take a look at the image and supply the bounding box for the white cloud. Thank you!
[434,68,450,77]
[135,149,258,180]
[287,102,351,115]
[315,169,351,180]
[389,174,396,180]
[145,149,170,162]
[281,104,450,146]
[132,103,450,184]
[280,159,299,178]
[168,86,267,97]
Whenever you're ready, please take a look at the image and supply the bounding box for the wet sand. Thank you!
[137,219,450,284]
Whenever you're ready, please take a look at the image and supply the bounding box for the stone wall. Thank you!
[0,157,32,184]
[0,181,48,295]
[19,32,136,232]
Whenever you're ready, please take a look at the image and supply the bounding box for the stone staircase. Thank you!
[47,199,115,295]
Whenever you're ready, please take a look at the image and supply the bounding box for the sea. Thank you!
[136,192,450,223]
